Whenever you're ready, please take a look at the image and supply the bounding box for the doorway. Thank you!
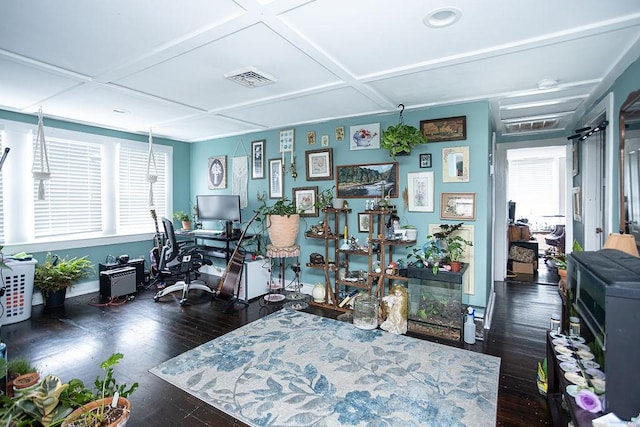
[493,138,572,282]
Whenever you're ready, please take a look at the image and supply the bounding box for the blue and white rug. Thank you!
[150,310,500,426]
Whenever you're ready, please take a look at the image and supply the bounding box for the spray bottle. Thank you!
[464,306,476,344]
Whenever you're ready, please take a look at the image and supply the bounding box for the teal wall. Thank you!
[573,56,640,236]
[192,101,492,307]
[0,109,190,282]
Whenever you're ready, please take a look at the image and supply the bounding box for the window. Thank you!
[0,132,4,244]
[508,146,566,230]
[0,118,173,248]
[33,137,102,238]
[118,143,168,233]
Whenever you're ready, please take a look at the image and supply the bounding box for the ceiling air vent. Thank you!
[224,66,277,88]
[506,119,559,134]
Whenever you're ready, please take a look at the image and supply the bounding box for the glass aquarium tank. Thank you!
[407,278,463,341]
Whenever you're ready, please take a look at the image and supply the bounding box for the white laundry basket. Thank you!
[1,259,37,325]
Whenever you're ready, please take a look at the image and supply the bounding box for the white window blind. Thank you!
[0,133,4,244]
[33,137,102,238]
[118,144,167,233]
[508,157,562,222]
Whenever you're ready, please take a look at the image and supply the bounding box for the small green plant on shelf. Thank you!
[173,211,191,222]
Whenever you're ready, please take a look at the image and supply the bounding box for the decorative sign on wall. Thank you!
[208,155,227,189]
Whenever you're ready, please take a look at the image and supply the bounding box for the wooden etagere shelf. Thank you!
[307,205,416,311]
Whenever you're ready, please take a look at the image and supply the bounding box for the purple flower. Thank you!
[575,389,602,413]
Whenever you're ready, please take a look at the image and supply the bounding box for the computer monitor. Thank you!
[196,195,241,222]
[508,200,516,223]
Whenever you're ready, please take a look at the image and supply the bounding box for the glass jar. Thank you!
[549,314,561,333]
[353,294,379,330]
[569,316,581,337]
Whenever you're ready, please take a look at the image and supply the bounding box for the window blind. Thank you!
[33,137,102,238]
[0,134,4,244]
[508,158,557,220]
[118,144,167,233]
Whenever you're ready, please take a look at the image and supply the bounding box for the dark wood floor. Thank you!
[2,271,561,426]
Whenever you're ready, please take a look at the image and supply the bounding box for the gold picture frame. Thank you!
[440,192,476,220]
[442,146,469,182]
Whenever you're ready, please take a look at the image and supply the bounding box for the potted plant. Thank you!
[314,186,335,209]
[255,198,302,248]
[401,224,418,241]
[381,122,428,159]
[34,253,94,308]
[406,238,446,275]
[173,211,192,230]
[444,234,473,272]
[62,353,138,427]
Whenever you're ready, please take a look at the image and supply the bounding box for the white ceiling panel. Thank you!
[225,87,384,128]
[0,0,245,77]
[35,84,200,134]
[153,114,263,142]
[0,57,82,110]
[0,0,639,141]
[115,23,343,111]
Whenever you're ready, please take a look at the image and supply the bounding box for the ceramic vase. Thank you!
[312,283,326,303]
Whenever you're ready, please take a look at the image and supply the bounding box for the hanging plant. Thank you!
[381,104,428,159]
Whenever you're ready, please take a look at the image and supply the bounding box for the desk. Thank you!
[175,230,255,265]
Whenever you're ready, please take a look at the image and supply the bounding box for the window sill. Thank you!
[2,233,153,255]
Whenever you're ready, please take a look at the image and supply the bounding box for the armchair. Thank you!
[153,217,215,305]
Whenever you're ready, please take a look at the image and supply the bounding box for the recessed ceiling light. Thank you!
[537,79,559,90]
[113,108,130,114]
[423,8,462,28]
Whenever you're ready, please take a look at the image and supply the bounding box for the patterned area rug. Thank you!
[150,310,500,426]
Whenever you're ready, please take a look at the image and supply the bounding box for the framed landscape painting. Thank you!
[336,162,398,198]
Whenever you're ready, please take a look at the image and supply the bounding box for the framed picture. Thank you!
[279,129,294,153]
[321,134,329,147]
[407,171,434,212]
[269,158,283,199]
[349,123,380,150]
[307,131,316,145]
[419,153,432,168]
[358,213,370,232]
[442,146,469,182]
[336,162,398,198]
[420,116,467,142]
[293,186,318,217]
[251,140,265,179]
[335,126,345,141]
[440,192,476,220]
[305,148,333,181]
[573,187,582,222]
[208,155,227,189]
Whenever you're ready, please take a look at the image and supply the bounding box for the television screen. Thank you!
[197,195,241,222]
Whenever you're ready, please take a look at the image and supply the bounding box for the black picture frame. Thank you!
[251,140,265,179]
[419,153,432,168]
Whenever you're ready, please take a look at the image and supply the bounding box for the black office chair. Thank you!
[153,217,215,305]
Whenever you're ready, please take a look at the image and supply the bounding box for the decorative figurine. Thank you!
[380,284,408,335]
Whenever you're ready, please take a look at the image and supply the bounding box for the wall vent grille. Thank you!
[506,119,559,133]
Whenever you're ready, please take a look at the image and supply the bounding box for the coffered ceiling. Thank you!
[1,0,639,142]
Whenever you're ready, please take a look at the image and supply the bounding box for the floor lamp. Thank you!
[603,233,639,257]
